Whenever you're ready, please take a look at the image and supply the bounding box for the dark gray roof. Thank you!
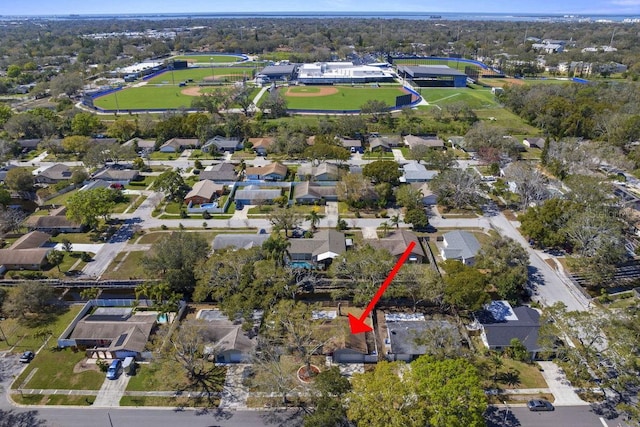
[37,164,72,181]
[260,64,297,76]
[92,168,139,181]
[386,318,460,356]
[196,310,261,354]
[288,229,346,261]
[368,230,425,258]
[70,312,156,353]
[199,162,238,182]
[234,186,281,201]
[212,233,270,251]
[399,65,467,77]
[476,301,541,352]
[293,181,337,200]
[17,139,41,149]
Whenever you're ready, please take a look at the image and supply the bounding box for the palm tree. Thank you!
[263,234,291,268]
[390,214,401,229]
[305,209,321,232]
[380,221,390,238]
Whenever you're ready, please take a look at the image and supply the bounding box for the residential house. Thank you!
[403,135,445,150]
[92,168,140,185]
[288,229,347,269]
[199,163,238,183]
[249,137,274,156]
[472,300,542,359]
[368,230,425,263]
[159,138,199,153]
[296,163,340,181]
[197,309,261,363]
[523,137,545,149]
[244,162,288,181]
[314,310,376,364]
[383,313,461,362]
[448,136,474,153]
[35,164,72,184]
[184,180,224,205]
[339,137,363,153]
[0,231,52,272]
[234,185,281,205]
[23,206,84,233]
[17,138,41,152]
[201,136,243,153]
[60,304,157,360]
[0,164,17,183]
[293,181,337,205]
[440,230,481,265]
[369,136,402,150]
[212,233,270,251]
[123,138,156,153]
[401,162,437,183]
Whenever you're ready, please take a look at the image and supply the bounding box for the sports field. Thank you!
[172,54,246,63]
[419,87,498,109]
[93,85,203,110]
[281,85,414,111]
[145,67,255,84]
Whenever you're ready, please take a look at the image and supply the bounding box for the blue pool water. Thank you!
[200,202,218,209]
[289,261,315,269]
[157,313,168,324]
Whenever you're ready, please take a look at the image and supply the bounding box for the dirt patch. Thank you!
[202,74,243,82]
[503,78,525,86]
[286,86,339,97]
[73,359,101,374]
[181,86,202,96]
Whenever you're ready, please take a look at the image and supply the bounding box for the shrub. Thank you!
[161,224,168,230]
[96,359,109,372]
[80,252,92,262]
[202,211,211,219]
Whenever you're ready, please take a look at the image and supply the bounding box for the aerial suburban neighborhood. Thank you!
[0,9,639,427]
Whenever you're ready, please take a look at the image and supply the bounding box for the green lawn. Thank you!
[145,67,255,84]
[475,109,539,134]
[189,149,221,160]
[125,175,154,190]
[172,54,246,63]
[101,251,146,280]
[0,305,82,353]
[363,151,394,159]
[120,395,220,407]
[45,189,79,206]
[12,394,95,406]
[148,151,182,160]
[420,87,498,109]
[12,347,105,391]
[282,85,410,110]
[394,58,483,71]
[496,359,549,389]
[126,363,177,391]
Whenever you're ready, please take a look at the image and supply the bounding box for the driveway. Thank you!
[219,364,250,409]
[93,372,131,407]
[537,361,589,406]
[49,243,105,253]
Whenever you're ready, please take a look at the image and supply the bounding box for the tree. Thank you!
[107,118,137,142]
[70,169,89,185]
[518,198,573,249]
[0,206,26,233]
[262,233,291,268]
[505,338,530,362]
[152,320,225,401]
[265,300,336,377]
[152,170,189,202]
[2,282,55,323]
[336,173,377,209]
[66,187,117,230]
[362,160,401,185]
[267,207,302,238]
[303,144,350,163]
[441,260,489,311]
[71,113,101,136]
[251,342,300,406]
[503,162,549,210]
[83,142,137,168]
[79,287,100,300]
[61,135,90,155]
[395,185,423,210]
[47,250,64,273]
[392,264,444,311]
[5,168,34,196]
[403,208,429,230]
[360,99,389,122]
[347,361,426,427]
[49,72,84,97]
[0,189,11,207]
[143,231,208,294]
[305,209,321,231]
[429,168,479,209]
[390,213,401,229]
[330,244,396,305]
[475,235,529,302]
[261,89,288,118]
[419,148,457,172]
[410,356,487,427]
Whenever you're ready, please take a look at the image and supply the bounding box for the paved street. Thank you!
[486,405,615,427]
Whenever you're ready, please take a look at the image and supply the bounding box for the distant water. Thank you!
[1,12,639,22]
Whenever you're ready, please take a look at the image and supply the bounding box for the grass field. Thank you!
[172,54,246,63]
[420,87,498,109]
[394,58,485,72]
[282,85,410,110]
[145,67,255,84]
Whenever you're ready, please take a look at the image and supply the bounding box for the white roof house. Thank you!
[441,230,481,265]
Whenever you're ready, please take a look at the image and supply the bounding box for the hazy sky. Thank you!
[1,0,639,15]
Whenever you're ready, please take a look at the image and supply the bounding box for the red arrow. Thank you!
[348,241,416,334]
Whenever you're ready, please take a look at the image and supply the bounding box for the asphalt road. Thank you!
[486,405,615,427]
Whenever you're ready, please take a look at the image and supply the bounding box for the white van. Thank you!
[122,356,136,376]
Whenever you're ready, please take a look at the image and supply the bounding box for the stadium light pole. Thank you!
[210,57,214,81]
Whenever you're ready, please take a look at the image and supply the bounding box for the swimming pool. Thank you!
[288,261,315,269]
[200,202,218,209]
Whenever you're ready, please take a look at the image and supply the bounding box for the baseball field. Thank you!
[171,54,246,63]
[145,67,255,84]
[281,85,416,111]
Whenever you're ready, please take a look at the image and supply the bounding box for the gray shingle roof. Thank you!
[476,301,541,352]
[288,229,346,261]
[212,234,270,251]
[442,230,480,261]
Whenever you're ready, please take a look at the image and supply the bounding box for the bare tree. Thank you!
[503,161,549,210]
[429,168,480,209]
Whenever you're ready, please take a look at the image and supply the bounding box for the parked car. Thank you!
[527,399,554,411]
[19,351,34,363]
[106,359,122,380]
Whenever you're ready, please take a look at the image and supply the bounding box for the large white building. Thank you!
[297,62,396,84]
